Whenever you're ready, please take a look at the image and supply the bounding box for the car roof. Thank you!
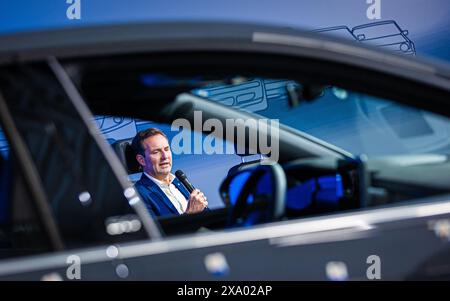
[0,21,449,100]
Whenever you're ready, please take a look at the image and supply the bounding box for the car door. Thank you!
[0,59,163,280]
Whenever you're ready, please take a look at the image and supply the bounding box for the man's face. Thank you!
[137,134,172,179]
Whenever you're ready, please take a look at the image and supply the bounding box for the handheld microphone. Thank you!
[175,170,196,193]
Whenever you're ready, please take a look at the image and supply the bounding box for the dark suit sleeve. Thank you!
[135,184,158,217]
[143,200,157,218]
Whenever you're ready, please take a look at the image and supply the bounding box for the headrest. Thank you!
[112,139,141,174]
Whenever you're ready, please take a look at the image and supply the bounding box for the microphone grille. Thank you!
[175,170,186,179]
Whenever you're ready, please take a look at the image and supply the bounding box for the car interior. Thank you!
[85,92,450,239]
[1,49,450,257]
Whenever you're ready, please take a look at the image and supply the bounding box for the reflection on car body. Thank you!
[313,25,358,41]
[193,79,268,112]
[0,132,7,158]
[356,96,450,154]
[352,20,416,55]
[193,78,296,113]
[94,116,136,141]
[315,20,416,56]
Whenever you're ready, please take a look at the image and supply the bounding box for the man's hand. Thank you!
[185,189,208,214]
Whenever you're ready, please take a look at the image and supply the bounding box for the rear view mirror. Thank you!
[219,163,287,227]
[286,83,327,108]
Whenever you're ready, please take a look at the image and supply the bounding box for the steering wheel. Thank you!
[225,163,287,227]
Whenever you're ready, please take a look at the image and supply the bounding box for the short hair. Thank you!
[131,128,168,156]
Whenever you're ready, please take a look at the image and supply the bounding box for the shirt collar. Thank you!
[144,172,174,187]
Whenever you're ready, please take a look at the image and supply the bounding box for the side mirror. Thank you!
[402,30,409,36]
[219,163,287,227]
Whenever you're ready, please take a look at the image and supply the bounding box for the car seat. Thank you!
[111,138,142,182]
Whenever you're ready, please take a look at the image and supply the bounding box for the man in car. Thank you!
[131,128,208,217]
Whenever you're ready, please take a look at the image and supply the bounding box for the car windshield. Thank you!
[192,78,450,157]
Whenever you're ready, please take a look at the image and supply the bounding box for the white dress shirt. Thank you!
[144,172,188,214]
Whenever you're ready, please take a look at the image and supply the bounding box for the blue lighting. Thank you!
[287,174,344,210]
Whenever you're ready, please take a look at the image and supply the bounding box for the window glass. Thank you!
[0,63,150,251]
[193,79,450,157]
[94,116,242,209]
[0,125,51,259]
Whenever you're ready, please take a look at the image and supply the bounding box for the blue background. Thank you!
[1,0,449,61]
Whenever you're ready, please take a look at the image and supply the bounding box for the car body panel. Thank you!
[1,195,450,280]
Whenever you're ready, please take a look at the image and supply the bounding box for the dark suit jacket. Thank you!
[134,174,191,217]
